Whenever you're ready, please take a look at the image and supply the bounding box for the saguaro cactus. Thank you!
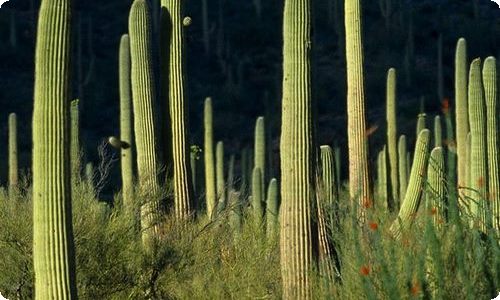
[280,0,315,297]
[377,146,388,208]
[434,115,442,147]
[386,68,399,209]
[416,113,427,138]
[32,0,77,297]
[119,34,134,210]
[266,178,279,237]
[254,116,266,197]
[391,129,431,239]
[398,135,408,202]
[320,145,338,205]
[70,99,81,180]
[8,113,18,190]
[216,141,226,212]
[161,0,194,219]
[426,147,445,228]
[204,97,216,219]
[129,0,162,247]
[483,57,499,230]
[345,0,371,217]
[455,38,468,192]
[468,58,487,229]
[252,167,264,223]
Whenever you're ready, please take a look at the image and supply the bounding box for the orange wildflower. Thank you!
[360,265,370,276]
[442,98,450,114]
[410,280,421,296]
[369,222,378,231]
[430,207,437,215]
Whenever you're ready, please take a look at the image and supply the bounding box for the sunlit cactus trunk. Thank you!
[266,178,279,237]
[252,167,264,224]
[416,113,427,138]
[32,0,78,297]
[398,135,408,200]
[345,0,371,218]
[119,34,134,211]
[483,57,499,230]
[161,0,195,219]
[386,68,399,210]
[8,113,18,192]
[468,58,487,230]
[129,0,162,248]
[377,146,388,208]
[426,147,445,228]
[434,115,442,148]
[254,116,266,199]
[280,0,315,297]
[70,99,81,181]
[455,38,468,195]
[390,129,431,239]
[204,97,216,219]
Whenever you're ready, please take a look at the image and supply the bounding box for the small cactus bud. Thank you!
[108,136,130,149]
[183,16,192,27]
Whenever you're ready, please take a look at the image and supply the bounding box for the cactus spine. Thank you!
[280,0,315,297]
[468,58,488,229]
[161,0,194,219]
[345,0,371,217]
[129,0,162,247]
[386,68,399,209]
[119,34,134,210]
[216,141,226,211]
[390,129,431,239]
[204,97,216,219]
[266,178,279,237]
[32,0,77,297]
[483,57,499,230]
[434,115,442,147]
[8,113,18,191]
[398,135,408,201]
[455,38,468,192]
[252,167,264,223]
[426,147,445,228]
[70,99,81,180]
[254,116,266,198]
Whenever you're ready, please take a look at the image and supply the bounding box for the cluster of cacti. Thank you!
[32,0,78,297]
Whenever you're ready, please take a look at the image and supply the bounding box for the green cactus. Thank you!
[443,101,458,221]
[161,0,195,219]
[464,132,472,212]
[119,34,134,210]
[8,113,18,191]
[85,162,94,182]
[228,189,242,234]
[252,167,264,223]
[426,147,445,228]
[190,146,198,197]
[129,0,162,247]
[204,97,216,219]
[32,0,77,297]
[216,141,226,212]
[227,154,235,189]
[386,68,399,209]
[434,115,442,148]
[70,99,81,180]
[334,145,341,191]
[416,113,427,138]
[320,145,338,205]
[468,58,488,230]
[483,56,499,230]
[280,0,315,296]
[254,116,266,198]
[390,129,431,239]
[345,0,372,218]
[398,135,408,202]
[266,178,279,237]
[377,146,388,209]
[455,38,469,193]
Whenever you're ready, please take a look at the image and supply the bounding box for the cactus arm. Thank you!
[386,68,399,208]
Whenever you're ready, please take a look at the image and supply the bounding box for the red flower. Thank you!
[369,222,378,231]
[360,265,370,276]
[410,280,421,296]
[442,98,450,114]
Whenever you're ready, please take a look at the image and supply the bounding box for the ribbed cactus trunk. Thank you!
[483,57,499,230]
[252,167,264,224]
[254,116,266,199]
[455,38,468,194]
[468,58,488,230]
[129,0,162,247]
[377,146,388,208]
[161,0,194,219]
[216,141,226,212]
[386,68,398,210]
[345,0,371,217]
[426,147,445,228]
[70,99,81,180]
[32,0,77,297]
[398,135,408,201]
[8,113,18,191]
[320,145,338,205]
[119,34,134,211]
[280,0,315,297]
[204,97,216,219]
[416,113,427,138]
[390,129,431,239]
[266,178,279,237]
[434,115,442,147]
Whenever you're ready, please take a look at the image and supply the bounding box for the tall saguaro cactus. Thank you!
[70,99,81,180]
[455,38,468,192]
[280,0,315,297]
[483,57,499,230]
[468,58,488,229]
[345,0,371,217]
[119,34,134,210]
[386,68,398,209]
[8,113,18,190]
[32,0,77,297]
[254,116,266,197]
[129,0,162,247]
[204,97,216,219]
[161,0,194,219]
